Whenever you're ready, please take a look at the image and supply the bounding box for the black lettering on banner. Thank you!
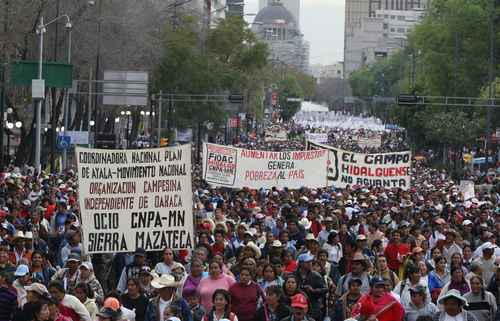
[87,232,127,252]
[131,211,162,228]
[135,230,193,250]
[93,212,119,230]
[138,196,149,209]
[81,167,90,178]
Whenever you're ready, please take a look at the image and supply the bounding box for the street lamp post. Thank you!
[35,15,72,174]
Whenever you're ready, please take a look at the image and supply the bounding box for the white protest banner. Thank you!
[202,143,328,189]
[76,145,193,254]
[307,141,411,190]
[264,129,288,142]
[355,135,382,148]
[459,180,475,200]
[305,132,328,144]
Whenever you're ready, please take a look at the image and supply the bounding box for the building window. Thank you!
[384,14,389,18]
[397,27,405,32]
[390,15,396,19]
[390,28,395,32]
[383,23,388,29]
[398,15,405,20]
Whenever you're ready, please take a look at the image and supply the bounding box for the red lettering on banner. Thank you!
[347,165,410,177]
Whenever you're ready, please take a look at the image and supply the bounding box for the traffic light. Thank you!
[160,137,169,147]
[228,94,244,104]
[397,94,419,105]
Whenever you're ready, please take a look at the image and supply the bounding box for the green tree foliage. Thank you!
[277,75,304,120]
[154,15,270,129]
[349,0,498,151]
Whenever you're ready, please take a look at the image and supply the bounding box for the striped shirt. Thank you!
[0,286,17,321]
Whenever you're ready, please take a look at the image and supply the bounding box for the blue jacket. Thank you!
[144,296,193,321]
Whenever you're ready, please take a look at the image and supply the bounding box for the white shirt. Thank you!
[322,242,342,264]
[155,262,173,275]
[159,297,172,321]
[443,312,465,321]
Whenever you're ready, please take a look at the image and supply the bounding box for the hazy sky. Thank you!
[244,0,345,65]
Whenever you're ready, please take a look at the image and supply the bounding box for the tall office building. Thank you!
[259,0,300,27]
[344,0,427,77]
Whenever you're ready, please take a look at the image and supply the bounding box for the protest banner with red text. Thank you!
[307,141,411,190]
[75,145,193,254]
[202,143,328,189]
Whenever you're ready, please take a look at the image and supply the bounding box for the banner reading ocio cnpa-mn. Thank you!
[307,141,411,190]
[202,143,328,189]
[76,145,193,254]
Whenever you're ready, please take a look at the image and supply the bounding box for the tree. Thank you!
[277,75,303,120]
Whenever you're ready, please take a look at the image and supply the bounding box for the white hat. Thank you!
[437,289,468,306]
[245,241,262,259]
[79,261,94,271]
[299,217,312,230]
[463,220,473,226]
[151,274,180,289]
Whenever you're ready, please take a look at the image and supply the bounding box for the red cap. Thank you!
[291,293,308,309]
[103,297,121,311]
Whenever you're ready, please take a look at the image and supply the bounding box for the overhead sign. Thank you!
[202,143,328,189]
[305,132,328,144]
[103,70,148,106]
[61,131,89,145]
[307,141,411,190]
[57,136,71,150]
[12,61,73,88]
[75,145,193,254]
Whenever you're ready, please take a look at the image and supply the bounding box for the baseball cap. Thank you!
[79,261,93,271]
[134,248,147,257]
[409,285,427,295]
[291,293,308,309]
[25,283,49,296]
[370,277,386,287]
[103,297,121,311]
[14,264,29,277]
[297,253,314,263]
[67,252,81,263]
[97,307,122,320]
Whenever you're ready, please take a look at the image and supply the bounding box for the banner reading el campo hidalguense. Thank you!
[75,145,193,254]
[202,143,328,189]
[307,141,411,190]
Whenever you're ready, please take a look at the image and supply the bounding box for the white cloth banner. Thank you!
[305,132,328,144]
[355,135,382,148]
[202,143,328,189]
[76,145,193,254]
[459,180,475,201]
[307,141,411,190]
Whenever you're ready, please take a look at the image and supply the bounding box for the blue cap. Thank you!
[370,277,386,287]
[297,253,314,263]
[15,264,29,277]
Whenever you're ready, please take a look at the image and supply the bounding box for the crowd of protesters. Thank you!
[1,117,500,321]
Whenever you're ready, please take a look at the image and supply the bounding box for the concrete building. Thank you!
[227,0,244,17]
[253,1,310,74]
[259,0,300,27]
[311,62,344,83]
[344,0,427,77]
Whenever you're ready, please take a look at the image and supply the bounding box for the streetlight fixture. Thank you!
[114,117,120,123]
[120,111,125,116]
[35,14,72,174]
[6,123,13,130]
[89,120,95,126]
[15,121,22,129]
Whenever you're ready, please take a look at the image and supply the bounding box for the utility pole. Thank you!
[0,0,9,168]
[50,0,60,172]
[93,0,103,144]
[487,0,495,167]
[453,32,459,97]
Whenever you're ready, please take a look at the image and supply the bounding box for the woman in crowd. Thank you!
[450,252,468,275]
[30,251,56,286]
[120,278,149,321]
[464,275,497,321]
[197,261,236,311]
[76,261,104,305]
[255,285,291,321]
[183,259,205,297]
[393,264,430,307]
[282,274,304,307]
[73,283,98,320]
[229,267,262,321]
[426,247,442,270]
[370,254,399,291]
[202,289,238,321]
[258,264,283,291]
[30,300,51,321]
[427,256,450,301]
[440,266,471,297]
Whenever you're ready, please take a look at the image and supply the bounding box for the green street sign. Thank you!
[11,61,73,88]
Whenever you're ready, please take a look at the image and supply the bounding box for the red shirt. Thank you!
[229,281,261,321]
[352,292,404,321]
[384,242,409,271]
[285,260,298,273]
